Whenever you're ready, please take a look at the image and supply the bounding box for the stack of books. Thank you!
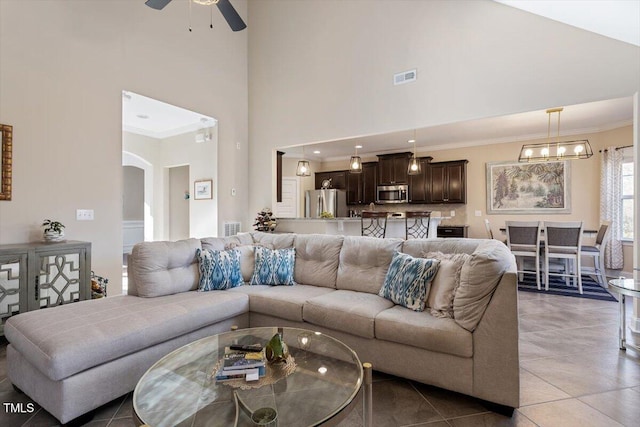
[215,345,266,382]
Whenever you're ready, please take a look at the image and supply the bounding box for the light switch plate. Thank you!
[76,209,94,220]
[450,210,456,217]
[475,210,482,217]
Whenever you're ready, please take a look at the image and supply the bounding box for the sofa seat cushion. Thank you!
[375,306,473,358]
[248,285,336,322]
[303,290,394,338]
[4,292,249,381]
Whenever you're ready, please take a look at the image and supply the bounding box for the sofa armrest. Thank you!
[471,265,519,408]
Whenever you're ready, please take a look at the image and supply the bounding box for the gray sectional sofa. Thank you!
[5,232,519,424]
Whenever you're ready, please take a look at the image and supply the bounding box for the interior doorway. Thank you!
[169,165,190,241]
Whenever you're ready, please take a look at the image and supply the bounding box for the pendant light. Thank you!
[407,131,421,175]
[296,146,311,177]
[518,107,593,162]
[349,145,363,174]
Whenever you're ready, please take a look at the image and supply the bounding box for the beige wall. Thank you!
[0,1,248,295]
[248,0,640,227]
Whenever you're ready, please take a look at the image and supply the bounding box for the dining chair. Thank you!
[405,211,431,239]
[361,211,388,238]
[506,221,542,290]
[544,221,584,293]
[580,221,611,287]
[484,219,495,239]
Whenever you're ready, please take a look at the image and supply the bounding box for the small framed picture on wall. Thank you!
[194,179,213,200]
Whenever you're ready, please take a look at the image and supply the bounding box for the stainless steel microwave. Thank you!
[376,185,409,204]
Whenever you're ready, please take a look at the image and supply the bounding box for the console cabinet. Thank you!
[0,240,92,334]
[428,160,468,204]
[314,170,347,190]
[377,153,412,185]
[437,226,469,238]
[347,162,378,205]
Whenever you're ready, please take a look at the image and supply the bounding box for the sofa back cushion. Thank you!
[401,238,481,257]
[129,238,201,297]
[454,240,514,331]
[294,234,344,288]
[336,236,403,294]
[251,231,295,249]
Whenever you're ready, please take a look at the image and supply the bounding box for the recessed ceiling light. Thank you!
[136,114,150,119]
[408,139,415,143]
[355,145,363,149]
[313,150,320,154]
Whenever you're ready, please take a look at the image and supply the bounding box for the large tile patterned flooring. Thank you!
[1,290,640,426]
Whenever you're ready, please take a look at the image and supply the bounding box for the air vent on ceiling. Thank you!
[393,69,417,85]
[224,221,241,237]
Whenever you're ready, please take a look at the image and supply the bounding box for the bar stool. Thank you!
[361,211,388,238]
[405,211,431,239]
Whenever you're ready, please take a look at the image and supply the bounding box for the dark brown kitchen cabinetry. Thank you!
[428,160,468,204]
[377,153,412,185]
[347,162,378,204]
[314,170,347,190]
[408,156,433,203]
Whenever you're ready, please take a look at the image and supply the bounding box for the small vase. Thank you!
[43,231,65,242]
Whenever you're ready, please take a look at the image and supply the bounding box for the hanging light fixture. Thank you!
[296,146,311,177]
[407,130,421,175]
[518,108,593,162]
[349,145,363,174]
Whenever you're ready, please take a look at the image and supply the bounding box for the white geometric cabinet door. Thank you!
[275,177,300,218]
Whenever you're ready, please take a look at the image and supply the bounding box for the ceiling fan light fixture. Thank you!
[518,107,593,162]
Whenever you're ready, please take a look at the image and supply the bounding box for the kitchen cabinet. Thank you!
[314,170,347,190]
[408,156,433,203]
[377,153,412,185]
[0,241,92,335]
[428,160,468,204]
[437,226,469,238]
[347,162,377,204]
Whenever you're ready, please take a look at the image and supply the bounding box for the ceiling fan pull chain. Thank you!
[189,0,192,32]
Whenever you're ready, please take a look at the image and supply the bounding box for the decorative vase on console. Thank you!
[42,219,65,242]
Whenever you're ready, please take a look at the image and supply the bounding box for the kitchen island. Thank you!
[276,216,451,239]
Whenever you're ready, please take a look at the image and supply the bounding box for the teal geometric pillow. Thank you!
[379,251,440,311]
[250,246,296,286]
[196,248,244,291]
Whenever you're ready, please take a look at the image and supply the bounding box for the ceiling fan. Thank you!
[145,0,247,32]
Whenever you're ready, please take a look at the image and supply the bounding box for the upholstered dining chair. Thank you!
[484,219,495,239]
[506,221,542,290]
[544,221,584,294]
[580,221,611,287]
[361,211,388,238]
[405,211,431,239]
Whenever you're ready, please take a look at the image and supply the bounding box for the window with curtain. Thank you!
[621,158,634,240]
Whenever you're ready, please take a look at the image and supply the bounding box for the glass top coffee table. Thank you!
[608,277,640,352]
[133,327,369,426]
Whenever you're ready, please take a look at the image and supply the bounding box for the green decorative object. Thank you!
[265,333,289,364]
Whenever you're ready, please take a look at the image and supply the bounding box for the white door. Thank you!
[275,177,300,218]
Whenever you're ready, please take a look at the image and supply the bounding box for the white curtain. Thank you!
[600,147,624,269]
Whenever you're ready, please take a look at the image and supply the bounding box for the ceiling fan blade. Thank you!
[216,0,247,32]
[145,0,173,10]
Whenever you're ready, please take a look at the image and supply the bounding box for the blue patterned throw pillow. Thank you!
[250,246,296,286]
[379,251,440,311]
[196,248,244,291]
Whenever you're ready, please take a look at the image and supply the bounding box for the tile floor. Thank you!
[1,289,640,426]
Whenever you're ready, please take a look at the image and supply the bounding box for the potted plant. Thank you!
[42,219,65,242]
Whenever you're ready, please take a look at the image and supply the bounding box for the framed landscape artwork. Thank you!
[486,160,571,214]
[194,179,213,200]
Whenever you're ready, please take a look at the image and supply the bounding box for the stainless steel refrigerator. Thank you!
[305,189,348,218]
